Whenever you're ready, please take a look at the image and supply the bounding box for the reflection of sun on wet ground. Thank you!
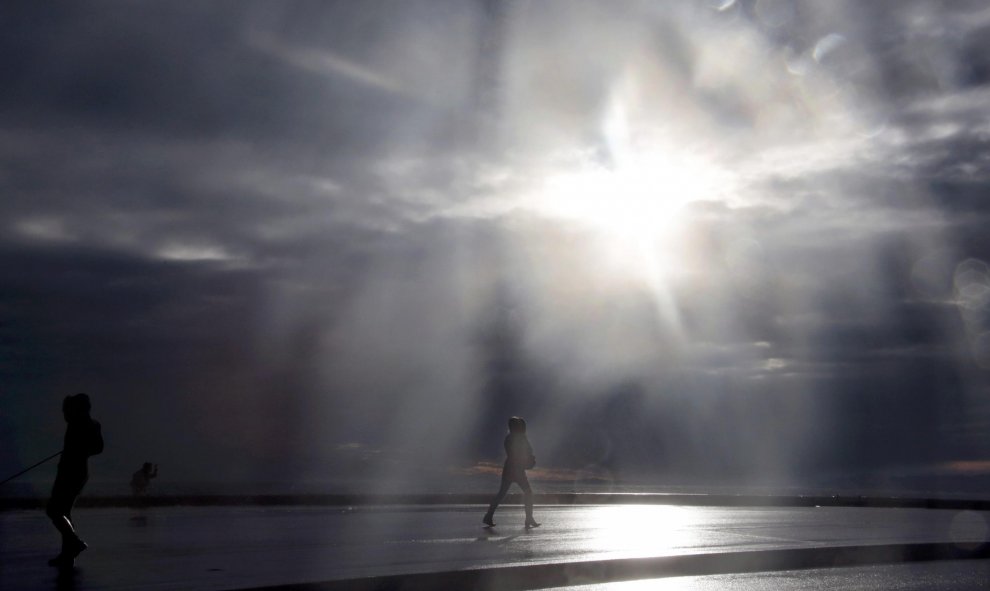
[584,505,699,558]
[556,578,699,591]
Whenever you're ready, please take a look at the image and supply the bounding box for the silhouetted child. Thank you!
[47,393,103,568]
[130,462,158,496]
[483,416,539,528]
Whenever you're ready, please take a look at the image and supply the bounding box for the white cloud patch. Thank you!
[155,244,235,263]
[14,217,76,243]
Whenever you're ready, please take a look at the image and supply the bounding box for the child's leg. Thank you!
[46,476,87,565]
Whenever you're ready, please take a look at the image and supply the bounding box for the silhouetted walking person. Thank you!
[483,416,539,528]
[130,462,158,496]
[47,393,103,567]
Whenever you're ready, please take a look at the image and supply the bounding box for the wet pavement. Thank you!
[1,504,988,590]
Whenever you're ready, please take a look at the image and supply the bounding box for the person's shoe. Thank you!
[525,519,541,528]
[48,553,73,568]
[483,513,496,527]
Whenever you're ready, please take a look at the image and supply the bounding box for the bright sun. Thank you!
[534,146,725,282]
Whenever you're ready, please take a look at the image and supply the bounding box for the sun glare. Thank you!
[586,505,698,558]
[534,146,726,283]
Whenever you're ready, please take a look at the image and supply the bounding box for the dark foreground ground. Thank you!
[1,504,988,590]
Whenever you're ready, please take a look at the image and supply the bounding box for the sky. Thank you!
[3,0,990,496]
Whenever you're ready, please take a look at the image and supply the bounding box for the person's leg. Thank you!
[63,501,85,552]
[46,495,76,541]
[517,474,539,527]
[484,471,513,525]
[46,477,87,566]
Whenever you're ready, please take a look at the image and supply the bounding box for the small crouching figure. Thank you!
[130,462,158,496]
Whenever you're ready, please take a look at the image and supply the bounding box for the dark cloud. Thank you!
[2,0,990,497]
